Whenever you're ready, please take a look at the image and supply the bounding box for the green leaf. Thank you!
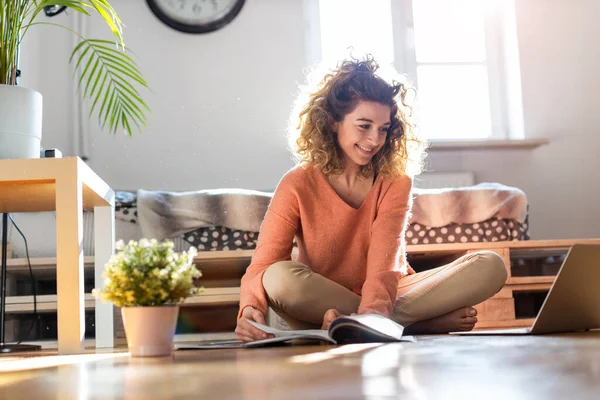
[102,59,148,88]
[94,50,145,83]
[87,0,123,45]
[102,89,116,128]
[70,39,90,64]
[89,72,109,118]
[116,88,147,122]
[119,101,145,129]
[77,50,96,91]
[70,38,150,135]
[89,68,105,104]
[122,111,132,137]
[91,41,139,65]
[113,79,149,110]
[84,57,100,97]
[109,104,121,133]
[98,85,113,125]
[39,0,91,15]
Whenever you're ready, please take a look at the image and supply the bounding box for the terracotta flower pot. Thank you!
[121,305,179,357]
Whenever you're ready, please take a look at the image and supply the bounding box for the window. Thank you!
[314,0,524,141]
[318,0,394,66]
[411,0,492,140]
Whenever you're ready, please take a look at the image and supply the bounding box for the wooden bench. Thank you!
[141,238,600,336]
[11,238,598,345]
[406,239,600,329]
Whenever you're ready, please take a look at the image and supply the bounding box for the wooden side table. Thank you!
[0,157,115,354]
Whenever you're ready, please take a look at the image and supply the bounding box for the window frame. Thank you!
[308,0,525,142]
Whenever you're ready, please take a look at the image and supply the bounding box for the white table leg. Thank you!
[55,178,85,355]
[94,205,115,348]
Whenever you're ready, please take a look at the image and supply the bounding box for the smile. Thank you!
[355,144,375,154]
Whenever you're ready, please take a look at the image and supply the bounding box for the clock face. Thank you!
[147,0,245,34]
[43,5,67,17]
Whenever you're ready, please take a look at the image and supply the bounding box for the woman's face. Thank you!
[333,101,391,168]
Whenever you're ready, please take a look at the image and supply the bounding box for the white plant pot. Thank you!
[0,84,43,159]
[121,305,179,357]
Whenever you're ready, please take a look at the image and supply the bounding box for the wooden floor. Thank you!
[1,332,600,399]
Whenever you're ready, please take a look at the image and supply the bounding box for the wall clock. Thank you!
[146,0,245,34]
[43,5,67,17]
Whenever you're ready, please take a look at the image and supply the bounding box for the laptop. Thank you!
[451,243,600,335]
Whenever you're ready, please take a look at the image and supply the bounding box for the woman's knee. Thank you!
[467,251,508,292]
[262,261,310,305]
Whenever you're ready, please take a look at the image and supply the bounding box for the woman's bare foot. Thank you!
[404,307,478,334]
[321,308,343,330]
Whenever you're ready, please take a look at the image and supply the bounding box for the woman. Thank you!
[236,56,507,342]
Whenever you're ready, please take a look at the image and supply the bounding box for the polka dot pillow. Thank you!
[115,191,138,223]
[183,226,259,251]
[405,218,529,245]
[182,217,529,252]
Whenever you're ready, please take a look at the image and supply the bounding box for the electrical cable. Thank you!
[7,214,37,344]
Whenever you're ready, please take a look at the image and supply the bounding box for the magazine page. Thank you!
[175,322,335,350]
[175,341,244,350]
[247,320,331,341]
[329,314,416,343]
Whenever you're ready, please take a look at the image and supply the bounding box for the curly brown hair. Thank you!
[288,55,427,179]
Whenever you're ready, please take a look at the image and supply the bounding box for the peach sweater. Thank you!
[238,164,414,319]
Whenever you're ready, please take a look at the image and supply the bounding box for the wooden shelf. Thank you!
[6,256,95,274]
[183,287,240,306]
[507,276,556,285]
[194,250,254,261]
[406,239,600,253]
[4,289,241,314]
[186,239,599,266]
[5,239,594,275]
[5,294,96,313]
[507,283,553,293]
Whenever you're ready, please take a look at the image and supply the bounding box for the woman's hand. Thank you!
[321,308,344,330]
[235,306,275,342]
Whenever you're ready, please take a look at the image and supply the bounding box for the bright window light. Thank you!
[317,0,500,140]
[417,65,492,140]
[319,0,394,65]
[412,0,492,139]
[413,0,487,63]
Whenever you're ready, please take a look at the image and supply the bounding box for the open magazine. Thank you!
[175,314,415,350]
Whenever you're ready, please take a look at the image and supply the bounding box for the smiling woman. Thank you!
[234,54,508,342]
[332,102,393,176]
[290,55,425,180]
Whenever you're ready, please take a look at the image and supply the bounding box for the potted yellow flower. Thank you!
[98,239,201,357]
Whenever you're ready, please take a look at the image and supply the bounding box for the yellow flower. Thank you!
[100,238,202,307]
[125,291,135,303]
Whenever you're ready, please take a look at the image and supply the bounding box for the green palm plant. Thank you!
[0,0,149,136]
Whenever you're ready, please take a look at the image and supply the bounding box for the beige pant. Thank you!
[262,251,508,330]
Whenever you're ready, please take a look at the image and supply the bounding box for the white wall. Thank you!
[20,0,306,191]
[14,0,600,240]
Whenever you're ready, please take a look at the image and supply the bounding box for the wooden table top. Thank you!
[0,157,113,213]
